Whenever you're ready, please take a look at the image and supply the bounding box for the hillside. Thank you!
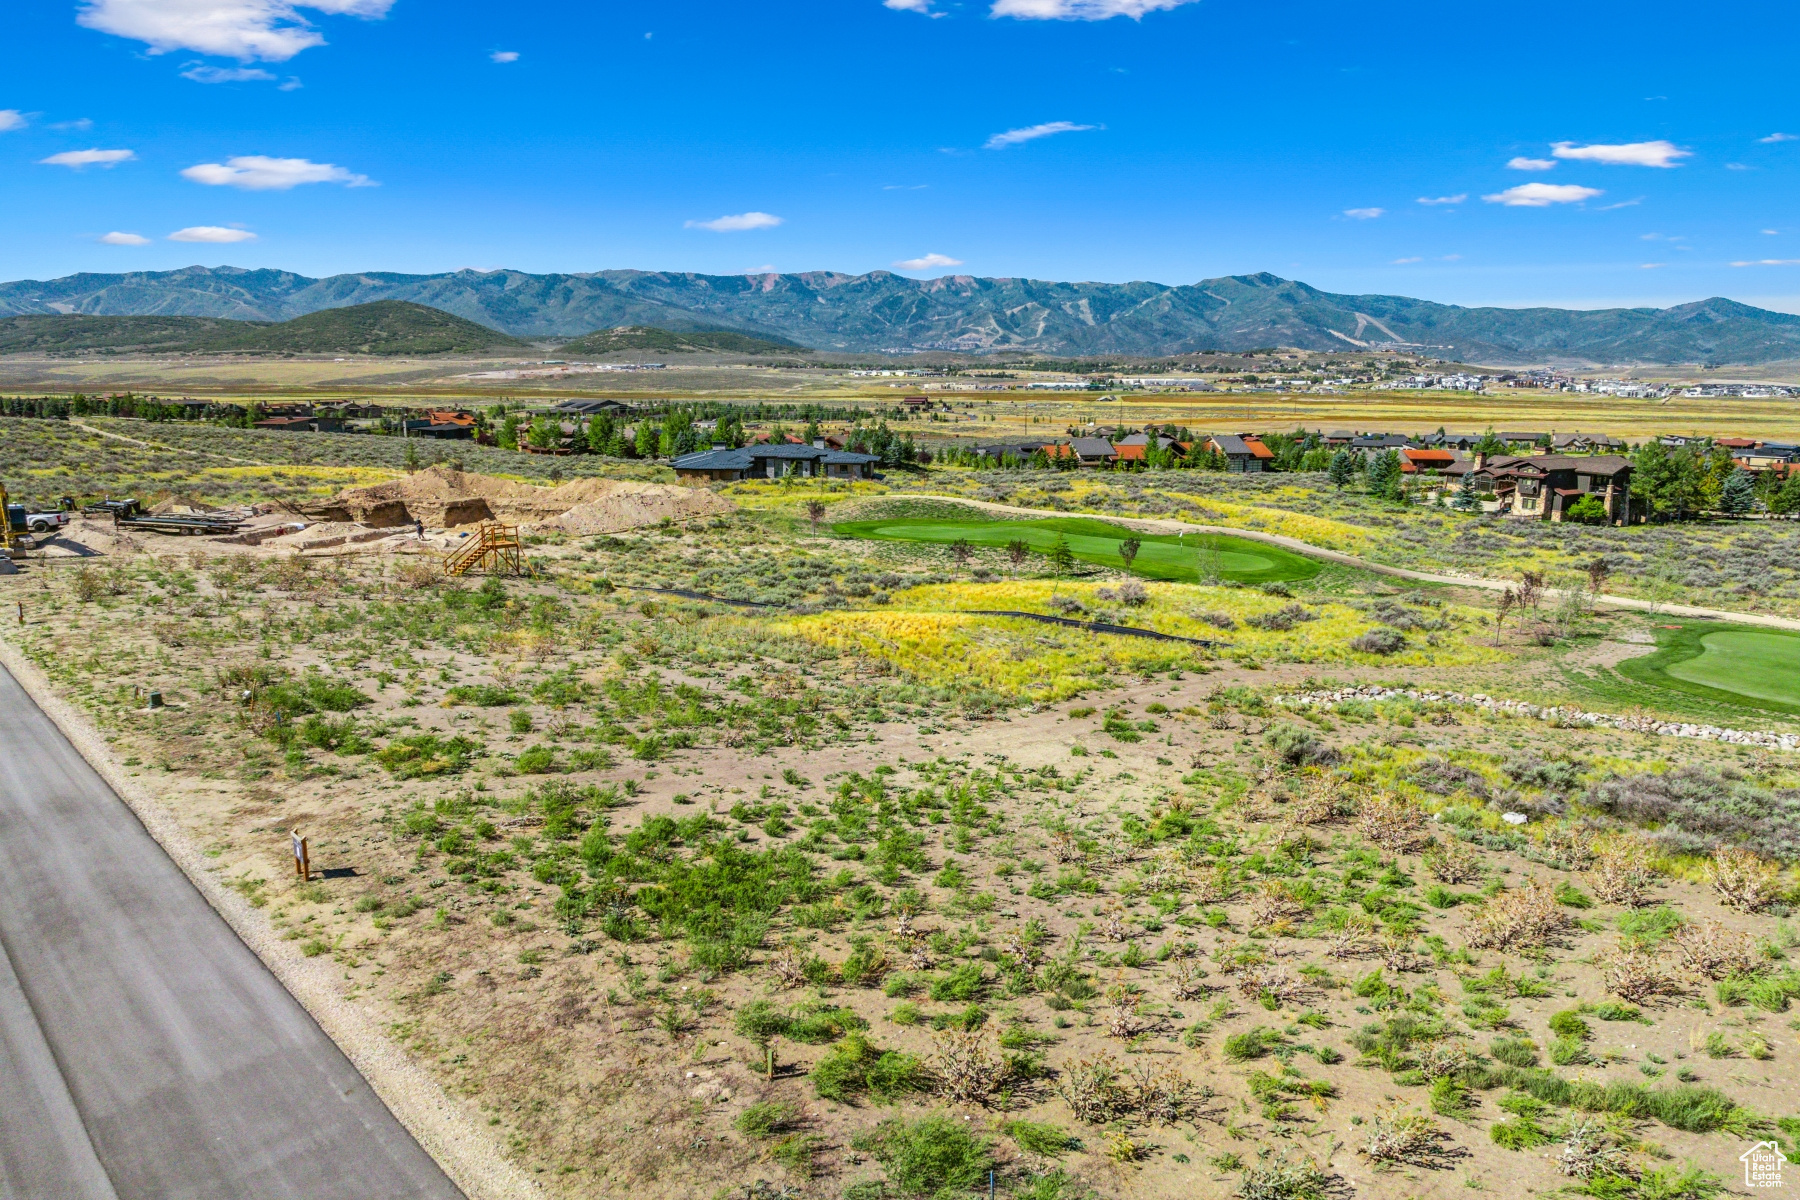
[6,266,1800,364]
[554,324,807,356]
[0,301,525,357]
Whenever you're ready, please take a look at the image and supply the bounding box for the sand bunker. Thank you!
[306,464,732,532]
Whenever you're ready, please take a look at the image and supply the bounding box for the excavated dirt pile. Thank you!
[537,480,732,535]
[306,464,731,532]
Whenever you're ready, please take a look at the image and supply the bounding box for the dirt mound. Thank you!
[538,481,733,536]
[307,464,733,533]
[309,464,539,527]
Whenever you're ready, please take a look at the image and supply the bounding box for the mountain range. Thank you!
[4,265,1799,364]
[0,301,524,357]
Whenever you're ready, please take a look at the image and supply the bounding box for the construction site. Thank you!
[3,463,735,572]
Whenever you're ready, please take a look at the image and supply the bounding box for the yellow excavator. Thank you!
[0,483,18,557]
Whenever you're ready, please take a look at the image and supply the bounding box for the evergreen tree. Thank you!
[1770,468,1800,516]
[1365,449,1403,498]
[1473,427,1507,457]
[1451,471,1480,512]
[1720,466,1757,515]
[499,414,520,451]
[1327,449,1355,489]
[635,422,659,458]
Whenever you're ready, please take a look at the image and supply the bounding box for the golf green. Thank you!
[1618,622,1800,714]
[831,516,1320,585]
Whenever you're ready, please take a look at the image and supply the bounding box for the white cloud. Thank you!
[1391,256,1423,264]
[685,212,783,232]
[0,110,26,132]
[984,121,1096,149]
[1342,207,1384,220]
[893,253,963,270]
[1731,259,1800,267]
[1640,262,1665,269]
[1763,229,1780,235]
[1507,156,1555,170]
[168,225,257,242]
[990,0,1198,19]
[1551,139,1689,168]
[1595,197,1642,210]
[40,148,137,168]
[1416,194,1466,205]
[884,0,940,13]
[1439,254,1462,261]
[1726,162,1749,170]
[181,154,372,189]
[277,75,302,89]
[180,62,275,81]
[1482,182,1603,207]
[1760,133,1796,143]
[77,0,394,63]
[490,50,519,62]
[51,118,94,131]
[99,231,151,245]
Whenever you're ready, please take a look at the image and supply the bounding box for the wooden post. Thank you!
[292,830,310,881]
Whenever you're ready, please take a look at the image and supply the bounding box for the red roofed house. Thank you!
[1400,448,1458,474]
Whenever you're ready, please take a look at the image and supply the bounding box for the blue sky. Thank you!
[4,0,1799,310]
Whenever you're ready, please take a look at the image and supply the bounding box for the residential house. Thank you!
[254,414,344,433]
[971,443,1047,463]
[1205,434,1274,473]
[1736,442,1800,471]
[550,399,634,417]
[403,417,474,440]
[670,442,880,482]
[1464,454,1635,522]
[1067,437,1119,466]
[1500,432,1550,450]
[1400,448,1458,475]
[1552,432,1627,454]
[1350,433,1413,461]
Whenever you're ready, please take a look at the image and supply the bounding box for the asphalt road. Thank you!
[0,662,462,1200]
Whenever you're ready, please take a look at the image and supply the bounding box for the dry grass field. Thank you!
[5,447,1800,1200]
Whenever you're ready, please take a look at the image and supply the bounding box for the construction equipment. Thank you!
[115,511,246,536]
[0,484,20,555]
[82,498,244,536]
[443,520,523,577]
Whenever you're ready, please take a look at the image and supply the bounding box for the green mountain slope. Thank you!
[6,266,1800,364]
[0,300,524,356]
[553,325,807,356]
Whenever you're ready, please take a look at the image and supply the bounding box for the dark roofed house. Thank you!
[1501,432,1550,448]
[671,442,880,482]
[1067,437,1117,466]
[1428,432,1485,451]
[1205,434,1270,473]
[972,442,1047,462]
[551,398,634,417]
[1350,433,1411,454]
[1553,432,1626,454]
[1738,442,1800,470]
[1473,453,1635,523]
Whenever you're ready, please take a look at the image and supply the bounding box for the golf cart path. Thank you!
[894,493,1800,633]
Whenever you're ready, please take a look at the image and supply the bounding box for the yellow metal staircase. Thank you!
[443,520,524,577]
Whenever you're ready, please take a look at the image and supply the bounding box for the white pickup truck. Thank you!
[4,501,71,543]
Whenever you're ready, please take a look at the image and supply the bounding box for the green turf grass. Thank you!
[1616,621,1800,715]
[831,516,1321,585]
